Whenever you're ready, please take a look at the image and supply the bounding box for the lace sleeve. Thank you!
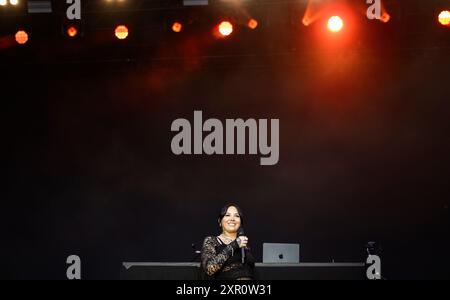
[201,236,239,277]
[245,248,256,267]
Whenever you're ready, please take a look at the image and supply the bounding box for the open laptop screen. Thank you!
[263,243,300,263]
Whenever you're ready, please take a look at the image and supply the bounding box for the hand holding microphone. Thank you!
[236,228,248,264]
[236,236,249,248]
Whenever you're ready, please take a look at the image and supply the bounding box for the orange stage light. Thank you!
[172,22,183,33]
[115,25,129,40]
[248,19,258,30]
[15,30,28,45]
[67,26,78,38]
[380,12,390,23]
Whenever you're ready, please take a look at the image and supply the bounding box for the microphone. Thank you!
[237,227,245,264]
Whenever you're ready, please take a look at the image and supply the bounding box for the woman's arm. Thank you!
[201,236,239,277]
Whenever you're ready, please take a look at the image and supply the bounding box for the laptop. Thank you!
[263,243,300,263]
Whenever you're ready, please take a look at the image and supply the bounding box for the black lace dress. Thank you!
[201,236,255,280]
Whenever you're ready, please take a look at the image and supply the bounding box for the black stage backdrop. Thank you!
[1,0,450,280]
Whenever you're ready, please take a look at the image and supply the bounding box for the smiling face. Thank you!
[220,206,242,234]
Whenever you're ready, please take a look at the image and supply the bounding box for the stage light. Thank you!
[218,21,233,37]
[327,16,344,33]
[438,10,450,26]
[115,25,129,40]
[172,22,183,33]
[15,30,28,45]
[0,0,8,6]
[380,12,390,23]
[105,0,127,4]
[248,18,258,30]
[302,17,312,27]
[10,0,19,5]
[67,26,78,38]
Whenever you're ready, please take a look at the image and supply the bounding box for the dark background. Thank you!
[1,0,449,279]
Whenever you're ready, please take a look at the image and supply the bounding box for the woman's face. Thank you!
[221,206,241,234]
